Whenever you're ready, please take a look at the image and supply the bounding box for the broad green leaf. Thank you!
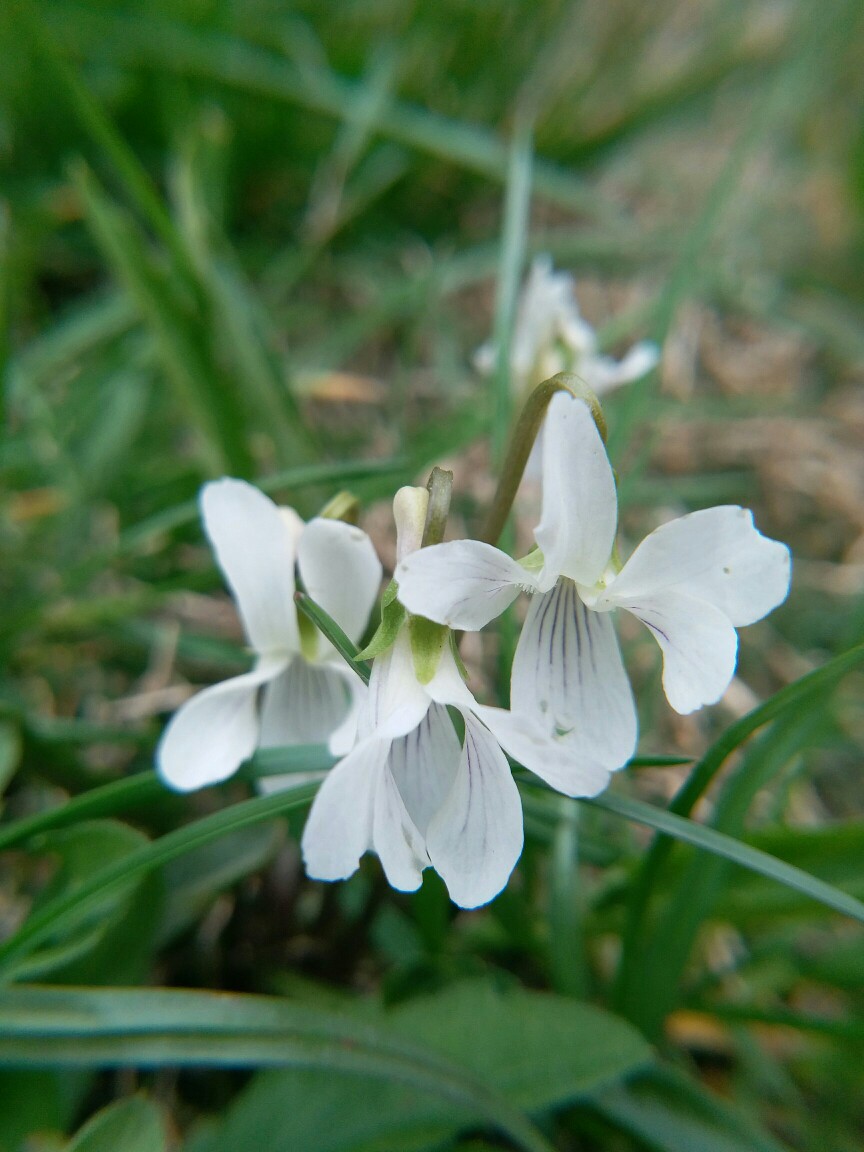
[593,1067,793,1152]
[196,981,651,1152]
[5,820,160,986]
[66,1096,165,1152]
[0,981,648,1152]
[388,980,651,1109]
[0,985,562,1152]
[0,1069,86,1152]
[184,1071,470,1152]
[157,820,282,945]
[0,784,320,979]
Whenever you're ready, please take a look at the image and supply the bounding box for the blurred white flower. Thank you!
[157,478,382,792]
[301,486,594,908]
[396,393,791,782]
[474,254,658,397]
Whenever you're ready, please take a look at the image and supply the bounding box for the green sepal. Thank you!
[297,607,320,661]
[449,631,469,682]
[518,546,544,576]
[355,580,407,661]
[409,616,448,685]
[318,489,359,524]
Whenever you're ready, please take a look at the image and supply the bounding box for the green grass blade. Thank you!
[0,773,163,854]
[53,6,608,220]
[66,1097,166,1152]
[15,0,195,284]
[491,122,534,466]
[73,162,253,476]
[114,457,408,559]
[0,747,334,855]
[0,784,320,977]
[585,791,864,928]
[620,708,824,1036]
[615,643,864,1009]
[294,594,371,685]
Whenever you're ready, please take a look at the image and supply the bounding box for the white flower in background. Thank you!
[157,478,382,792]
[475,254,658,397]
[396,393,792,777]
[301,486,599,908]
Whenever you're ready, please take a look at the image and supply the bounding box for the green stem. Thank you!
[548,797,585,997]
[492,120,534,467]
[481,372,606,547]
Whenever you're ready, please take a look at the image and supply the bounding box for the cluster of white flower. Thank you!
[157,264,791,909]
[475,255,659,399]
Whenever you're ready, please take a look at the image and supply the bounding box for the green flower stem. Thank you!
[481,372,607,547]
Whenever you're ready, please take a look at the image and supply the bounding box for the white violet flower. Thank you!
[157,478,382,792]
[396,392,792,778]
[475,254,658,398]
[301,485,602,908]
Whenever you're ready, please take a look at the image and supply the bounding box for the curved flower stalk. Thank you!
[157,478,382,792]
[475,254,658,398]
[396,392,792,778]
[301,486,604,909]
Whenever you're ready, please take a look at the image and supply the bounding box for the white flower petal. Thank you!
[511,580,637,772]
[604,505,791,627]
[298,519,382,647]
[388,704,461,834]
[327,669,367,756]
[511,256,574,378]
[372,763,428,892]
[473,704,613,799]
[157,658,286,792]
[424,644,478,710]
[360,629,430,740]
[583,340,658,395]
[200,479,299,655]
[425,714,523,909]
[301,738,387,881]
[473,338,496,377]
[535,393,618,589]
[396,541,526,631]
[258,659,351,749]
[621,590,739,714]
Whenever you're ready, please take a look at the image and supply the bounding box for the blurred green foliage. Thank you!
[1,1,864,1150]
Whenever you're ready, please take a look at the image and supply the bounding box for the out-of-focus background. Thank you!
[2,1,864,1150]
